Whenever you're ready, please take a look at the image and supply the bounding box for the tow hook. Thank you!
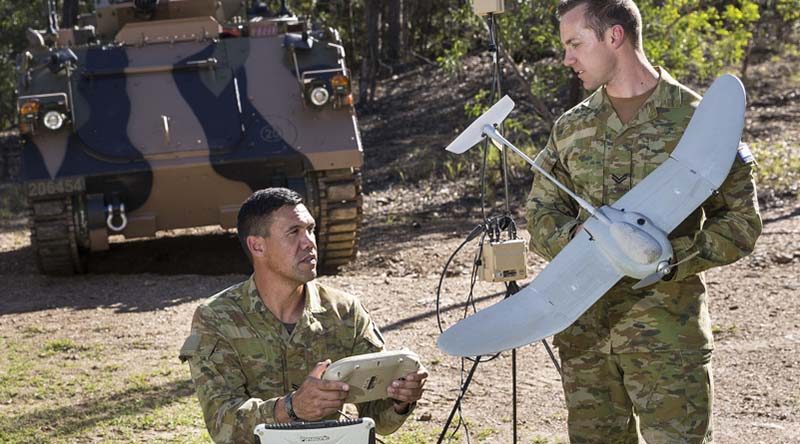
[106,203,128,232]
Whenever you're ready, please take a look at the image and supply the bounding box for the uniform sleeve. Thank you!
[668,155,762,282]
[350,302,414,436]
[180,305,280,444]
[526,132,581,261]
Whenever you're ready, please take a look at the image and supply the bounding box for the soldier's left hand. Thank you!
[388,368,428,413]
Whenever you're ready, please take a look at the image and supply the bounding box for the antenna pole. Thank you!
[482,125,610,225]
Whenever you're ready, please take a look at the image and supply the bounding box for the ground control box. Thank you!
[480,238,528,282]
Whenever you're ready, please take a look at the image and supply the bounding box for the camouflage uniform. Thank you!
[526,68,762,443]
[179,276,412,443]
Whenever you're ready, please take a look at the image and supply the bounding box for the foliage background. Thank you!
[0,0,797,193]
[2,0,798,130]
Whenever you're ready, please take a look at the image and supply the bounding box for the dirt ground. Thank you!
[1,194,798,443]
[2,55,799,442]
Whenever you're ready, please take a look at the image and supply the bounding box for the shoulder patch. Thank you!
[737,142,756,164]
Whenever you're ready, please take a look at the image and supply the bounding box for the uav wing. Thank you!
[613,74,746,232]
[437,75,746,357]
[437,229,624,357]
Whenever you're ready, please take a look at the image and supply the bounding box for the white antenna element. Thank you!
[439,74,746,357]
[480,123,609,225]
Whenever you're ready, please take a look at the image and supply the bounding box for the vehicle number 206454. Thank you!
[27,177,85,198]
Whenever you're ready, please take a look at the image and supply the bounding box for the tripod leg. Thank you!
[512,348,517,444]
[437,357,481,444]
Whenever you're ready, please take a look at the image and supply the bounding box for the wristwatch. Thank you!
[284,391,301,422]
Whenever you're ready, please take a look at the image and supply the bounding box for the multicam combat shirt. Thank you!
[179,277,411,443]
[526,68,762,355]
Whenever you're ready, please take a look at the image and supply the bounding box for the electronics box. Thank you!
[472,0,505,15]
[480,238,528,282]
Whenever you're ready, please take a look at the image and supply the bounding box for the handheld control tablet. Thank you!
[322,349,422,404]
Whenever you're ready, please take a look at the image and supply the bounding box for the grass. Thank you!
[750,141,800,199]
[525,436,568,444]
[1,331,564,443]
[42,338,89,354]
[0,335,211,443]
[3,332,532,444]
[711,323,739,337]
[382,427,440,444]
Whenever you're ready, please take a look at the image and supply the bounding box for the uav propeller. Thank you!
[438,74,746,357]
[631,251,700,290]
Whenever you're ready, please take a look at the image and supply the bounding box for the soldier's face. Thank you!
[257,204,318,285]
[560,4,617,91]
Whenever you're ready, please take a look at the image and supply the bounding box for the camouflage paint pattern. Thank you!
[179,277,411,443]
[18,8,361,236]
[560,350,712,443]
[525,68,761,442]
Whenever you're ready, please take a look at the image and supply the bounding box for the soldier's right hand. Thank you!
[291,359,349,420]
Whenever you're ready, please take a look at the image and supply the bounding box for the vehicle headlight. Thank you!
[43,110,64,130]
[309,86,330,106]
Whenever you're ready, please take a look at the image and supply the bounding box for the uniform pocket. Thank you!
[179,334,201,362]
[630,128,678,183]
[229,336,280,388]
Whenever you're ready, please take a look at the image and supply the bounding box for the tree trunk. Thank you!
[567,76,582,109]
[386,0,401,64]
[359,0,380,105]
[61,0,79,28]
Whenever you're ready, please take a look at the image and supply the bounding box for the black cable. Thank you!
[435,223,484,334]
[541,338,562,376]
[437,10,557,444]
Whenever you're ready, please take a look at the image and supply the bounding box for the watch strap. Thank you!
[284,391,301,422]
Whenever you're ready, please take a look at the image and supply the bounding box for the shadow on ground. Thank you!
[89,232,252,275]
[0,379,196,441]
[0,231,252,276]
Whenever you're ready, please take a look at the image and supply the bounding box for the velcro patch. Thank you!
[737,142,755,164]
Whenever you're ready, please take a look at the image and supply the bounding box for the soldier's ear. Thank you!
[247,235,266,258]
[608,24,626,49]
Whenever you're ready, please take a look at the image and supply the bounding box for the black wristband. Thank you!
[284,391,301,422]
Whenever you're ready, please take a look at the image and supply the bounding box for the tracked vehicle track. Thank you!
[310,168,363,274]
[28,194,87,275]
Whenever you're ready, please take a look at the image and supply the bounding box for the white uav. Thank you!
[438,74,746,357]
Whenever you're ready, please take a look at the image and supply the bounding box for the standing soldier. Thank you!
[526,0,762,442]
[180,188,427,443]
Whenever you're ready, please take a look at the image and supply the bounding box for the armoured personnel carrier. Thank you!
[16,0,363,274]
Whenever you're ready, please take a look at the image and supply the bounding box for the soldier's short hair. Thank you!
[237,187,304,260]
[557,0,643,50]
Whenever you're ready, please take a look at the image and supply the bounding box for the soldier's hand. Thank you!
[388,368,428,413]
[292,359,349,420]
[570,222,584,239]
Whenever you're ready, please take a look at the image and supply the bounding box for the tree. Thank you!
[62,0,79,28]
[0,0,48,129]
[385,0,401,63]
[0,0,786,130]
